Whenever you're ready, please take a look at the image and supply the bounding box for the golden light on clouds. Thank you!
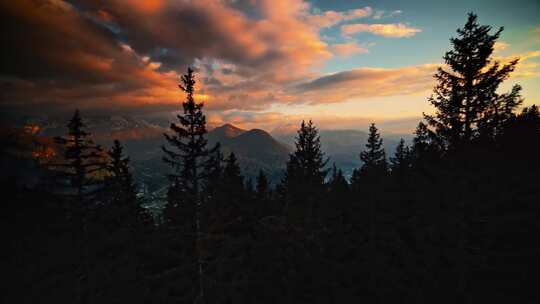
[341,23,422,38]
[1,0,538,132]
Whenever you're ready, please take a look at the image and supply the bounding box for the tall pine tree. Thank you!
[162,67,214,303]
[424,13,522,147]
[352,123,387,182]
[351,123,388,302]
[52,109,106,206]
[281,120,327,225]
[50,109,106,304]
[106,140,136,206]
[221,152,246,216]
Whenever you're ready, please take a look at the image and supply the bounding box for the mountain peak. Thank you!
[243,128,271,137]
[212,123,246,138]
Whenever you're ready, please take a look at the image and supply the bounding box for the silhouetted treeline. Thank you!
[3,13,540,303]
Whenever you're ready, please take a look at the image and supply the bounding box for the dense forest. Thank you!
[3,13,539,303]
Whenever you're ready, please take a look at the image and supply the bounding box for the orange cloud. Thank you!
[330,42,368,57]
[305,6,372,28]
[292,64,439,104]
[496,50,540,78]
[493,41,510,52]
[205,109,422,134]
[342,23,421,38]
[2,0,536,119]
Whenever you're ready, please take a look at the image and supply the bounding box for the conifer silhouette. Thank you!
[50,109,106,304]
[424,13,522,147]
[162,67,215,303]
[51,109,106,204]
[282,120,327,225]
[106,140,135,205]
[353,123,387,178]
[390,138,411,176]
[222,152,246,215]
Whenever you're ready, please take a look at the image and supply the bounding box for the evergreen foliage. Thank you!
[424,13,522,147]
[51,109,106,205]
[160,67,216,303]
[389,138,411,176]
[281,120,328,225]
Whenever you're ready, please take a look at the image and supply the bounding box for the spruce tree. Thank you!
[424,13,522,147]
[351,123,388,302]
[52,109,106,205]
[105,139,151,225]
[389,138,411,176]
[223,152,244,191]
[410,121,443,165]
[163,68,210,220]
[106,140,135,206]
[358,123,387,176]
[412,122,430,157]
[221,152,245,215]
[50,109,106,304]
[101,140,150,302]
[351,123,388,189]
[162,67,213,303]
[281,120,327,224]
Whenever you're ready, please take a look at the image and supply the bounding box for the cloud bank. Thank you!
[1,0,536,125]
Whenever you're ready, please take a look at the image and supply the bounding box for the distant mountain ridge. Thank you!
[209,123,246,138]
[207,124,290,182]
[12,115,412,183]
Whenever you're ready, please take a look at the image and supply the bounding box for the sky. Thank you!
[1,0,539,133]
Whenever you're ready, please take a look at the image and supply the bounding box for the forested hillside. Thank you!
[3,13,539,303]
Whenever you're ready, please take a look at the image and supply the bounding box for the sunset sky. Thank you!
[2,0,539,133]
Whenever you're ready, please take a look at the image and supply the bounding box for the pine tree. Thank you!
[163,68,211,221]
[101,140,150,303]
[223,152,244,191]
[105,139,151,224]
[161,67,214,303]
[350,123,388,302]
[351,123,386,190]
[424,13,522,147]
[358,123,387,176]
[52,109,106,205]
[389,138,411,176]
[281,120,328,224]
[222,152,245,215]
[412,122,430,157]
[50,109,106,304]
[106,140,135,205]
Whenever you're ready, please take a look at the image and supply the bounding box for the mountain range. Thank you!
[8,115,413,189]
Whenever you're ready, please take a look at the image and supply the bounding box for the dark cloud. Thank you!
[0,0,335,115]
